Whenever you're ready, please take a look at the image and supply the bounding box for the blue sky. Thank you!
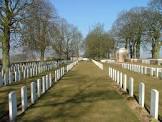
[51,0,149,37]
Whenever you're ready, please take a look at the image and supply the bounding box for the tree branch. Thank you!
[12,0,20,11]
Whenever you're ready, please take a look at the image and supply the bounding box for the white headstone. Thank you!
[120,72,123,88]
[9,91,17,121]
[23,70,26,79]
[31,82,36,104]
[123,74,127,91]
[37,79,41,98]
[57,70,59,80]
[21,86,28,112]
[30,68,32,77]
[112,69,114,80]
[9,71,13,84]
[55,70,57,82]
[128,77,134,97]
[150,89,159,120]
[42,76,46,93]
[114,70,116,82]
[139,82,145,107]
[117,71,120,84]
[45,75,49,90]
[156,68,159,78]
[49,73,52,87]
[14,71,18,82]
[27,68,29,78]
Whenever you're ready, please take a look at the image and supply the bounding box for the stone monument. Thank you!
[116,48,128,63]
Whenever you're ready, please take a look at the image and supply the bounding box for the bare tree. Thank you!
[111,7,148,58]
[21,0,56,61]
[143,8,162,58]
[50,18,83,60]
[50,22,64,59]
[149,0,162,12]
[0,0,32,73]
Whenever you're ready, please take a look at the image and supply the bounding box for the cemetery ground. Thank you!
[104,63,162,121]
[0,68,55,120]
[17,61,142,122]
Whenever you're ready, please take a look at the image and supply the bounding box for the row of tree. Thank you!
[111,0,162,59]
[0,0,83,73]
[84,24,115,59]
[84,0,162,60]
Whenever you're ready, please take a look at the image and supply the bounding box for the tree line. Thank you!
[112,0,162,59]
[84,24,114,59]
[0,0,83,73]
[84,0,162,60]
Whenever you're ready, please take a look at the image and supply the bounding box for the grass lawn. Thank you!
[17,61,140,122]
[104,63,162,121]
[0,69,55,119]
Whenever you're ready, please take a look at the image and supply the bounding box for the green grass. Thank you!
[104,63,162,121]
[0,68,55,119]
[17,61,140,122]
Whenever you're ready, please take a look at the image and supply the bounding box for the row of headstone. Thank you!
[55,67,65,82]
[130,59,162,65]
[66,60,79,72]
[108,67,159,120]
[100,59,116,64]
[141,60,150,64]
[8,60,79,121]
[121,63,162,79]
[2,61,56,76]
[79,58,89,61]
[92,59,103,70]
[55,60,79,82]
[10,60,56,72]
[0,61,57,87]
[9,72,53,121]
[142,59,162,65]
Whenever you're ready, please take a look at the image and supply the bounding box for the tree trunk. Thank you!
[136,41,141,59]
[2,26,10,74]
[152,42,160,59]
[132,42,136,58]
[125,39,128,49]
[152,48,156,59]
[66,39,69,60]
[129,44,133,58]
[40,49,45,61]
[2,0,11,74]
